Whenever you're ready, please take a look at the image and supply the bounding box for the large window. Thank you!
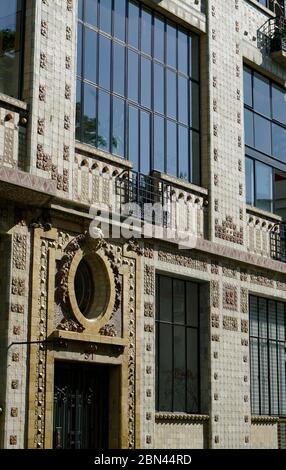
[155,274,200,413]
[244,66,286,217]
[76,0,200,184]
[250,295,286,417]
[0,0,25,98]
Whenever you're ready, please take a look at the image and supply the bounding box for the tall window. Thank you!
[244,66,286,217]
[76,0,200,184]
[250,295,286,416]
[155,275,200,413]
[0,0,25,98]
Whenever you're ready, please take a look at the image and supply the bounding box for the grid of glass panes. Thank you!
[250,295,286,417]
[0,0,25,98]
[155,274,200,413]
[244,66,286,215]
[76,0,200,184]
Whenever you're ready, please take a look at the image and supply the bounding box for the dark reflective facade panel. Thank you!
[77,0,200,184]
[0,0,25,98]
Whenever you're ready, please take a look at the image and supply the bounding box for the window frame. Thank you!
[76,0,201,184]
[155,273,201,414]
[249,294,286,417]
[0,0,26,100]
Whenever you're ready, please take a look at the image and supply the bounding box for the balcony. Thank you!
[270,222,286,262]
[115,170,207,244]
[259,16,286,65]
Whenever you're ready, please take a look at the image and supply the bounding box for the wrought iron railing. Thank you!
[270,222,286,262]
[115,170,172,227]
[259,16,286,53]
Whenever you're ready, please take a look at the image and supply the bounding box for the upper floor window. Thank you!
[0,0,25,99]
[76,0,200,184]
[244,66,286,217]
[257,0,285,14]
[250,295,286,417]
[155,274,200,413]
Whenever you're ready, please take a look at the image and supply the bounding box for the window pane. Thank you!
[190,81,200,130]
[154,115,165,172]
[128,106,139,170]
[174,326,186,411]
[99,0,112,34]
[140,110,150,174]
[255,161,273,212]
[159,276,172,322]
[154,15,165,62]
[278,341,286,415]
[254,114,271,155]
[260,338,269,415]
[128,50,139,101]
[167,120,177,177]
[84,28,97,83]
[98,35,111,90]
[154,63,164,114]
[178,76,188,124]
[0,2,22,98]
[76,80,82,141]
[243,67,252,107]
[158,323,172,411]
[187,328,199,413]
[112,97,125,157]
[141,57,151,108]
[269,341,279,415]
[141,8,152,55]
[190,131,200,185]
[83,83,97,146]
[85,0,97,27]
[77,23,83,76]
[274,169,286,219]
[245,157,254,206]
[244,109,254,147]
[253,72,271,117]
[78,0,84,19]
[268,301,277,340]
[250,337,260,414]
[98,90,110,151]
[259,297,268,339]
[250,296,258,336]
[113,43,125,95]
[166,22,177,68]
[114,0,126,41]
[272,83,286,125]
[178,29,188,75]
[178,126,189,181]
[190,35,199,81]
[186,282,198,327]
[166,69,177,119]
[173,280,185,324]
[272,123,286,163]
[128,1,139,48]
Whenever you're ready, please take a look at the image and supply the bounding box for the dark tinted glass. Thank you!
[128,106,139,170]
[158,323,172,411]
[76,80,82,140]
[272,123,286,162]
[154,63,164,114]
[243,67,252,107]
[253,72,271,116]
[166,22,177,68]
[254,114,271,155]
[114,0,126,41]
[178,29,188,75]
[178,126,189,181]
[154,115,165,172]
[0,0,24,98]
[166,69,177,119]
[83,83,97,145]
[167,120,177,177]
[98,35,111,90]
[244,109,254,147]
[174,325,186,411]
[255,161,273,212]
[190,82,200,130]
[77,23,83,76]
[190,35,199,81]
[85,0,97,26]
[141,57,151,108]
[98,90,110,150]
[178,76,188,125]
[190,131,200,185]
[141,8,152,55]
[128,49,139,101]
[113,43,125,95]
[245,157,254,206]
[272,84,286,125]
[154,15,165,62]
[99,0,112,34]
[140,111,150,174]
[112,96,125,157]
[84,28,97,83]
[128,1,139,48]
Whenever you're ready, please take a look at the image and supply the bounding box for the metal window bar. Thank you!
[115,170,172,227]
[259,16,286,54]
[270,223,286,262]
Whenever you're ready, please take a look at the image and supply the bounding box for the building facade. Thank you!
[0,0,286,449]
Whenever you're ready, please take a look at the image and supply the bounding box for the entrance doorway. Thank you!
[53,361,109,449]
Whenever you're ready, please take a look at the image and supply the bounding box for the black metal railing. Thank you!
[270,222,286,262]
[115,170,172,227]
[258,0,285,15]
[259,16,286,53]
